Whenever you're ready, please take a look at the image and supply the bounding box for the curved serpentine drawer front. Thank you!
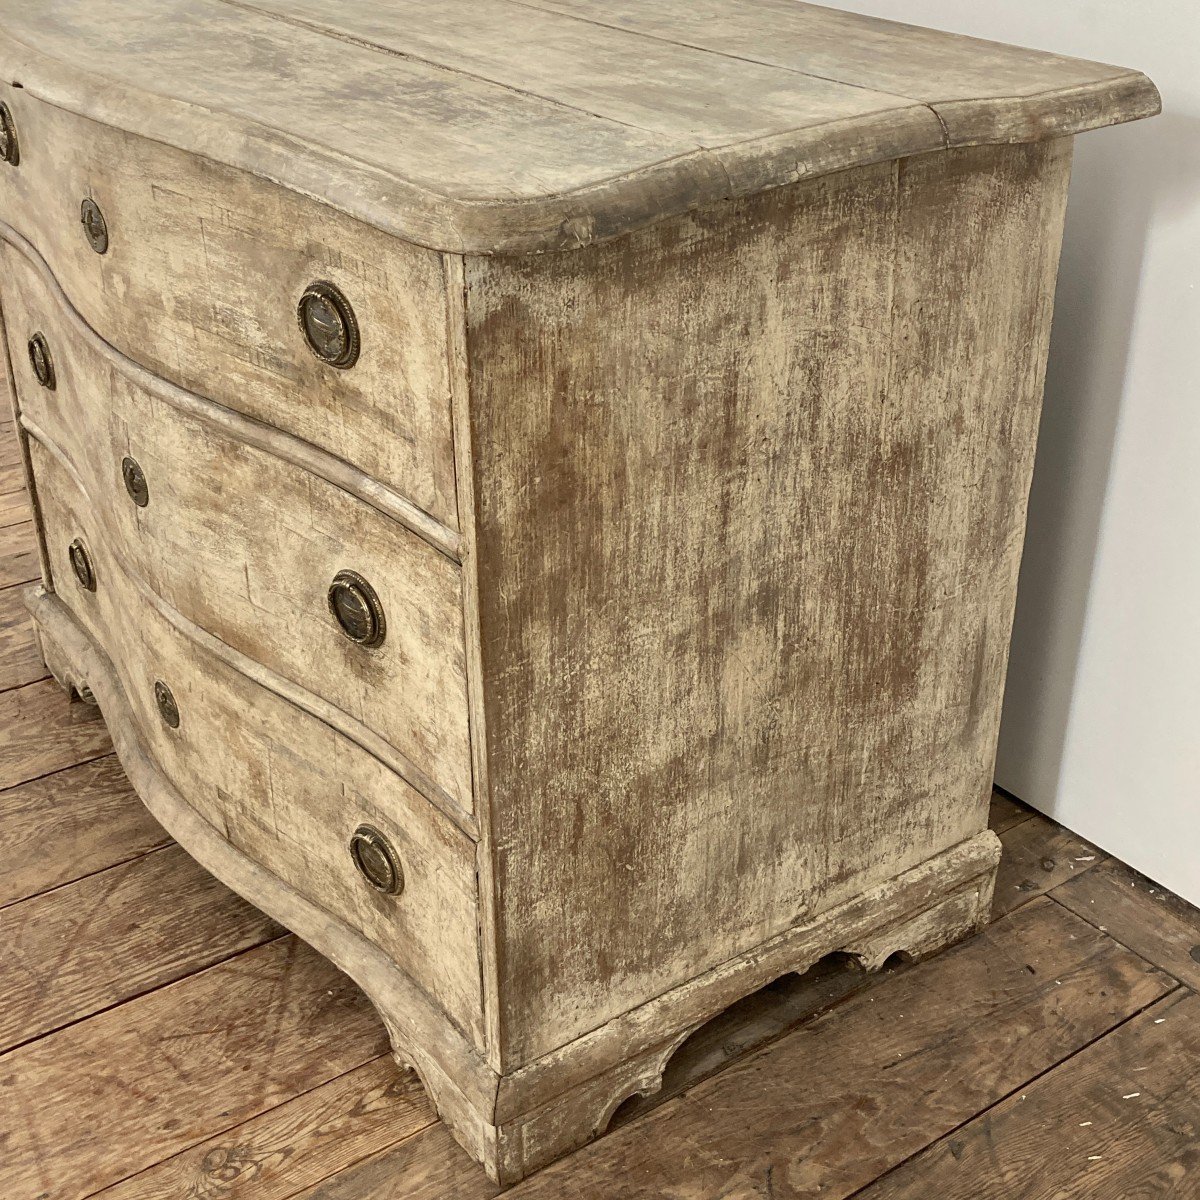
[0,88,458,528]
[29,437,483,1044]
[1,241,473,822]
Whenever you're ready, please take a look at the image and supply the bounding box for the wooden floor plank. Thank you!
[1054,857,1200,990]
[91,1056,434,1200]
[0,432,22,473]
[988,788,1032,835]
[0,755,170,908]
[856,988,1197,1198]
[0,843,282,1051]
[0,486,31,529]
[309,1125,472,1200]
[0,678,112,791]
[993,809,1106,918]
[0,582,48,693]
[0,459,26,490]
[0,521,38,590]
[0,936,390,1200]
[292,898,1172,1200]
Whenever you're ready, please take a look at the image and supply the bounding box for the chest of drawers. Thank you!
[0,0,1157,1183]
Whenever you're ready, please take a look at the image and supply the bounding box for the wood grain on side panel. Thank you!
[27,439,484,1045]
[464,142,1073,1066]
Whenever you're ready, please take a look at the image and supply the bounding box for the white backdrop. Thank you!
[824,1,1200,904]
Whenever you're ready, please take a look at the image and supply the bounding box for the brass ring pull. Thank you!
[81,197,109,254]
[0,101,18,165]
[68,538,95,592]
[28,333,55,390]
[298,280,360,369]
[154,680,180,728]
[328,570,385,647]
[349,824,404,895]
[122,456,149,507]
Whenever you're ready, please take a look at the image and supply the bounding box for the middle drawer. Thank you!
[3,241,473,822]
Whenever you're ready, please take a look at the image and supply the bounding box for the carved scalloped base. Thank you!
[473,862,997,1183]
[31,587,1000,1186]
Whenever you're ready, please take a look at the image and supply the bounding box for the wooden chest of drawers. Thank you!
[0,0,1157,1183]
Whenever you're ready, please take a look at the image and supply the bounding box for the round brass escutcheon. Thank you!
[68,538,95,592]
[349,824,404,895]
[122,456,149,507]
[297,280,359,369]
[80,197,109,254]
[27,332,55,390]
[328,570,385,648]
[154,680,180,729]
[0,101,18,166]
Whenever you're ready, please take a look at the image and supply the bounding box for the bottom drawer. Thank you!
[29,438,484,1044]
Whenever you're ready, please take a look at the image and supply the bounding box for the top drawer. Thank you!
[0,86,458,528]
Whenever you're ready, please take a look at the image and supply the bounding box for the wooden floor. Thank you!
[2,413,1198,1199]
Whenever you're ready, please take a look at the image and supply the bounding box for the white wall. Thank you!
[827,1,1200,904]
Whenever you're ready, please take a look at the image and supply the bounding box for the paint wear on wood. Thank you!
[0,0,1158,1182]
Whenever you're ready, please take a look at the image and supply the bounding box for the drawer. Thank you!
[4,241,473,821]
[29,437,483,1044]
[0,86,458,528]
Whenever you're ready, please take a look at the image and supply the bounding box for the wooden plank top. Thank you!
[0,0,1158,252]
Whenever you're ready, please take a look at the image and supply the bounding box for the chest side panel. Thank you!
[466,140,1073,1066]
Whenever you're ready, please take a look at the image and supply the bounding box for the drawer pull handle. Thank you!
[0,101,18,166]
[122,456,149,507]
[68,538,95,592]
[328,570,386,647]
[81,197,109,254]
[350,824,404,895]
[298,280,360,369]
[154,680,180,728]
[27,332,55,390]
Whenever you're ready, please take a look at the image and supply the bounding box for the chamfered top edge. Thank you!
[0,0,1161,254]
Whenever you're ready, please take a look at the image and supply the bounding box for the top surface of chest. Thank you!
[0,0,1158,252]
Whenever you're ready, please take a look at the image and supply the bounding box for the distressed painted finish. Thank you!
[0,238,473,823]
[0,0,1158,252]
[28,442,484,1044]
[466,141,1072,1065]
[0,0,1159,1185]
[0,93,458,527]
